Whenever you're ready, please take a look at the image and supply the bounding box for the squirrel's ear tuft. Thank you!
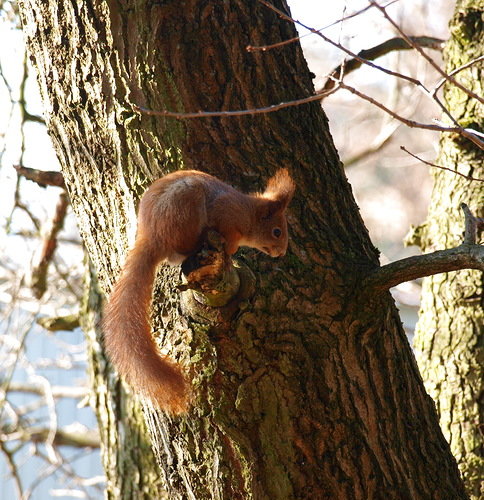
[263,168,295,208]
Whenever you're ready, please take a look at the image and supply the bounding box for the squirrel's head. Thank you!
[252,168,295,258]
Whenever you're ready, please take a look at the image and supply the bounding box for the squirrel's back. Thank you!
[137,170,248,263]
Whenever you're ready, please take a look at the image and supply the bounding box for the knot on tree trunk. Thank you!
[179,230,256,323]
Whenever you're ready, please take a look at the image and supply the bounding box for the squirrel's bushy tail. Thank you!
[103,240,188,413]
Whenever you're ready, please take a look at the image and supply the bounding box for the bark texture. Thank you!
[411,1,484,498]
[18,1,468,499]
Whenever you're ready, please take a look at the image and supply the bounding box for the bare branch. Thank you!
[30,191,69,299]
[132,84,338,118]
[18,53,45,125]
[364,205,484,293]
[2,380,88,399]
[13,199,42,231]
[256,0,483,150]
[258,0,425,89]
[0,441,24,498]
[36,314,80,332]
[364,245,484,293]
[370,0,484,105]
[14,164,66,188]
[344,121,400,167]
[246,0,400,53]
[432,118,484,139]
[432,55,484,95]
[334,79,484,150]
[400,146,484,182]
[322,36,444,92]
[11,230,81,246]
[1,425,100,449]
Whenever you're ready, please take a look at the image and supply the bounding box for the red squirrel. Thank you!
[103,168,295,413]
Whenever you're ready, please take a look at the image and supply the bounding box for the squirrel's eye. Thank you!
[273,228,282,238]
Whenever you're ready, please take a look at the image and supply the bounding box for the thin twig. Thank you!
[132,85,338,119]
[322,36,444,92]
[14,199,42,231]
[432,55,484,96]
[432,119,484,139]
[246,0,399,53]
[334,79,484,150]
[0,56,13,95]
[400,146,484,182]
[0,441,24,498]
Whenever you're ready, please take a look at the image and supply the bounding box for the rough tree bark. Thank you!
[18,1,468,499]
[409,1,484,498]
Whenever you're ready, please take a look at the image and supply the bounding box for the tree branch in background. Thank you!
[256,0,484,150]
[344,121,400,167]
[400,146,484,182]
[321,36,444,92]
[2,426,100,449]
[18,54,45,125]
[0,441,23,499]
[30,191,69,299]
[13,198,42,231]
[332,78,484,150]
[2,380,88,399]
[246,0,400,53]
[370,0,484,105]
[11,230,81,245]
[37,314,80,332]
[1,419,99,448]
[363,204,484,294]
[14,164,65,188]
[132,85,339,118]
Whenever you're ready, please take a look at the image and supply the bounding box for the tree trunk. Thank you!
[18,1,468,499]
[410,1,484,498]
